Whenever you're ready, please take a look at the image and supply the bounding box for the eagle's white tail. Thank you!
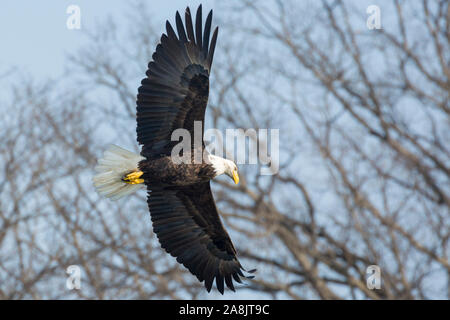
[92,145,146,200]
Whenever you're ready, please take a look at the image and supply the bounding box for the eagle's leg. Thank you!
[122,171,144,184]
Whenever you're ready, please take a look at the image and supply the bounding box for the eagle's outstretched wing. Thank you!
[149,182,254,293]
[136,5,217,157]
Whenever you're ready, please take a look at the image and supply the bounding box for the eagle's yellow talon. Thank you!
[123,171,144,184]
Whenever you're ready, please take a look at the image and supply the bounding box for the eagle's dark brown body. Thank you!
[139,156,216,186]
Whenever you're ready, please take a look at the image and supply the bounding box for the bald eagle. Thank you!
[92,5,254,294]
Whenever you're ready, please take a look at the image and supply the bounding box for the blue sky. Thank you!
[0,1,208,79]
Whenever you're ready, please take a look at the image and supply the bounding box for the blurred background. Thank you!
[0,0,448,299]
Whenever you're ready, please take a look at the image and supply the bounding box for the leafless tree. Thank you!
[0,75,202,299]
[0,0,448,299]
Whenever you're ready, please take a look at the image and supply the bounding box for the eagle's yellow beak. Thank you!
[232,170,239,184]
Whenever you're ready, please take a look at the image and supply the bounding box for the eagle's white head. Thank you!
[208,154,239,184]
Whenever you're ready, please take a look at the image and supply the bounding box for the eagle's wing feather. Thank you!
[148,182,253,293]
[137,5,218,157]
